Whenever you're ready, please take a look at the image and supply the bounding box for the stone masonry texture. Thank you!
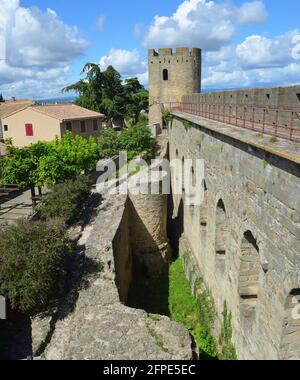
[168,114,300,360]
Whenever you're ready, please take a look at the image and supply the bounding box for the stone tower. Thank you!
[148,47,202,127]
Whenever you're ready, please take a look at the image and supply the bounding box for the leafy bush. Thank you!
[98,128,120,159]
[38,132,99,185]
[162,109,174,125]
[0,132,99,189]
[98,123,155,161]
[0,220,72,313]
[119,123,155,161]
[38,176,89,225]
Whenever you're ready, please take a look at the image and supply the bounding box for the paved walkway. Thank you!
[0,189,34,224]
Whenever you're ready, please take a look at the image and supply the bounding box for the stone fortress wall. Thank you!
[147,44,300,359]
[168,112,300,360]
[182,85,300,129]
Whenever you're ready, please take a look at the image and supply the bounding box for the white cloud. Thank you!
[0,0,88,97]
[143,0,267,50]
[236,30,300,68]
[202,30,300,90]
[96,15,106,31]
[99,48,147,77]
[237,1,267,25]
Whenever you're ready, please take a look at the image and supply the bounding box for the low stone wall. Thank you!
[183,85,300,109]
[182,85,300,130]
[169,114,300,360]
[32,193,193,360]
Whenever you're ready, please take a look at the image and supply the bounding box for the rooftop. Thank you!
[30,104,105,122]
[0,99,35,119]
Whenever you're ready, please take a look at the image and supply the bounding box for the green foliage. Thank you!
[169,258,218,359]
[98,128,120,159]
[269,137,278,143]
[98,124,155,161]
[0,93,4,102]
[183,120,192,131]
[146,323,170,353]
[0,132,98,188]
[38,132,98,185]
[0,220,72,313]
[118,123,155,161]
[0,141,51,188]
[124,78,149,124]
[63,64,148,125]
[38,176,89,225]
[162,109,174,125]
[218,301,237,360]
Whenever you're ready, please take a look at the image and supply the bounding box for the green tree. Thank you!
[0,140,51,200]
[119,123,155,161]
[125,78,149,124]
[62,64,148,126]
[0,132,98,193]
[0,93,4,103]
[98,128,120,159]
[37,132,99,186]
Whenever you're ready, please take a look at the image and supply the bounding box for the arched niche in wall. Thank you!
[279,289,300,360]
[238,231,262,324]
[215,199,228,272]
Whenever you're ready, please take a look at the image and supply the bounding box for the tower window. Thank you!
[163,69,169,81]
[3,125,8,132]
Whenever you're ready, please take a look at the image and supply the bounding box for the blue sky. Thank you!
[1,0,300,99]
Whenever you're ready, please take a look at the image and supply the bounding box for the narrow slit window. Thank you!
[163,69,169,81]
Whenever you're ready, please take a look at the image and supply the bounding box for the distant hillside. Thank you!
[37,96,76,104]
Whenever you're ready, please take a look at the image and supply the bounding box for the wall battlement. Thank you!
[148,47,201,58]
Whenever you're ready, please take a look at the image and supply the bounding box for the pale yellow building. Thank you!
[1,103,105,149]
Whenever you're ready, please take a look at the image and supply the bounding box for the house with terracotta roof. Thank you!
[0,103,105,149]
[0,99,36,154]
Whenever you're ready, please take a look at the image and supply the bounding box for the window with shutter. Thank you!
[25,124,33,136]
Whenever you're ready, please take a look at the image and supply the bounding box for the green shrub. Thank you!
[183,120,192,131]
[38,176,89,225]
[0,220,72,313]
[218,301,237,360]
[119,123,155,161]
[98,128,120,159]
[162,109,174,125]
